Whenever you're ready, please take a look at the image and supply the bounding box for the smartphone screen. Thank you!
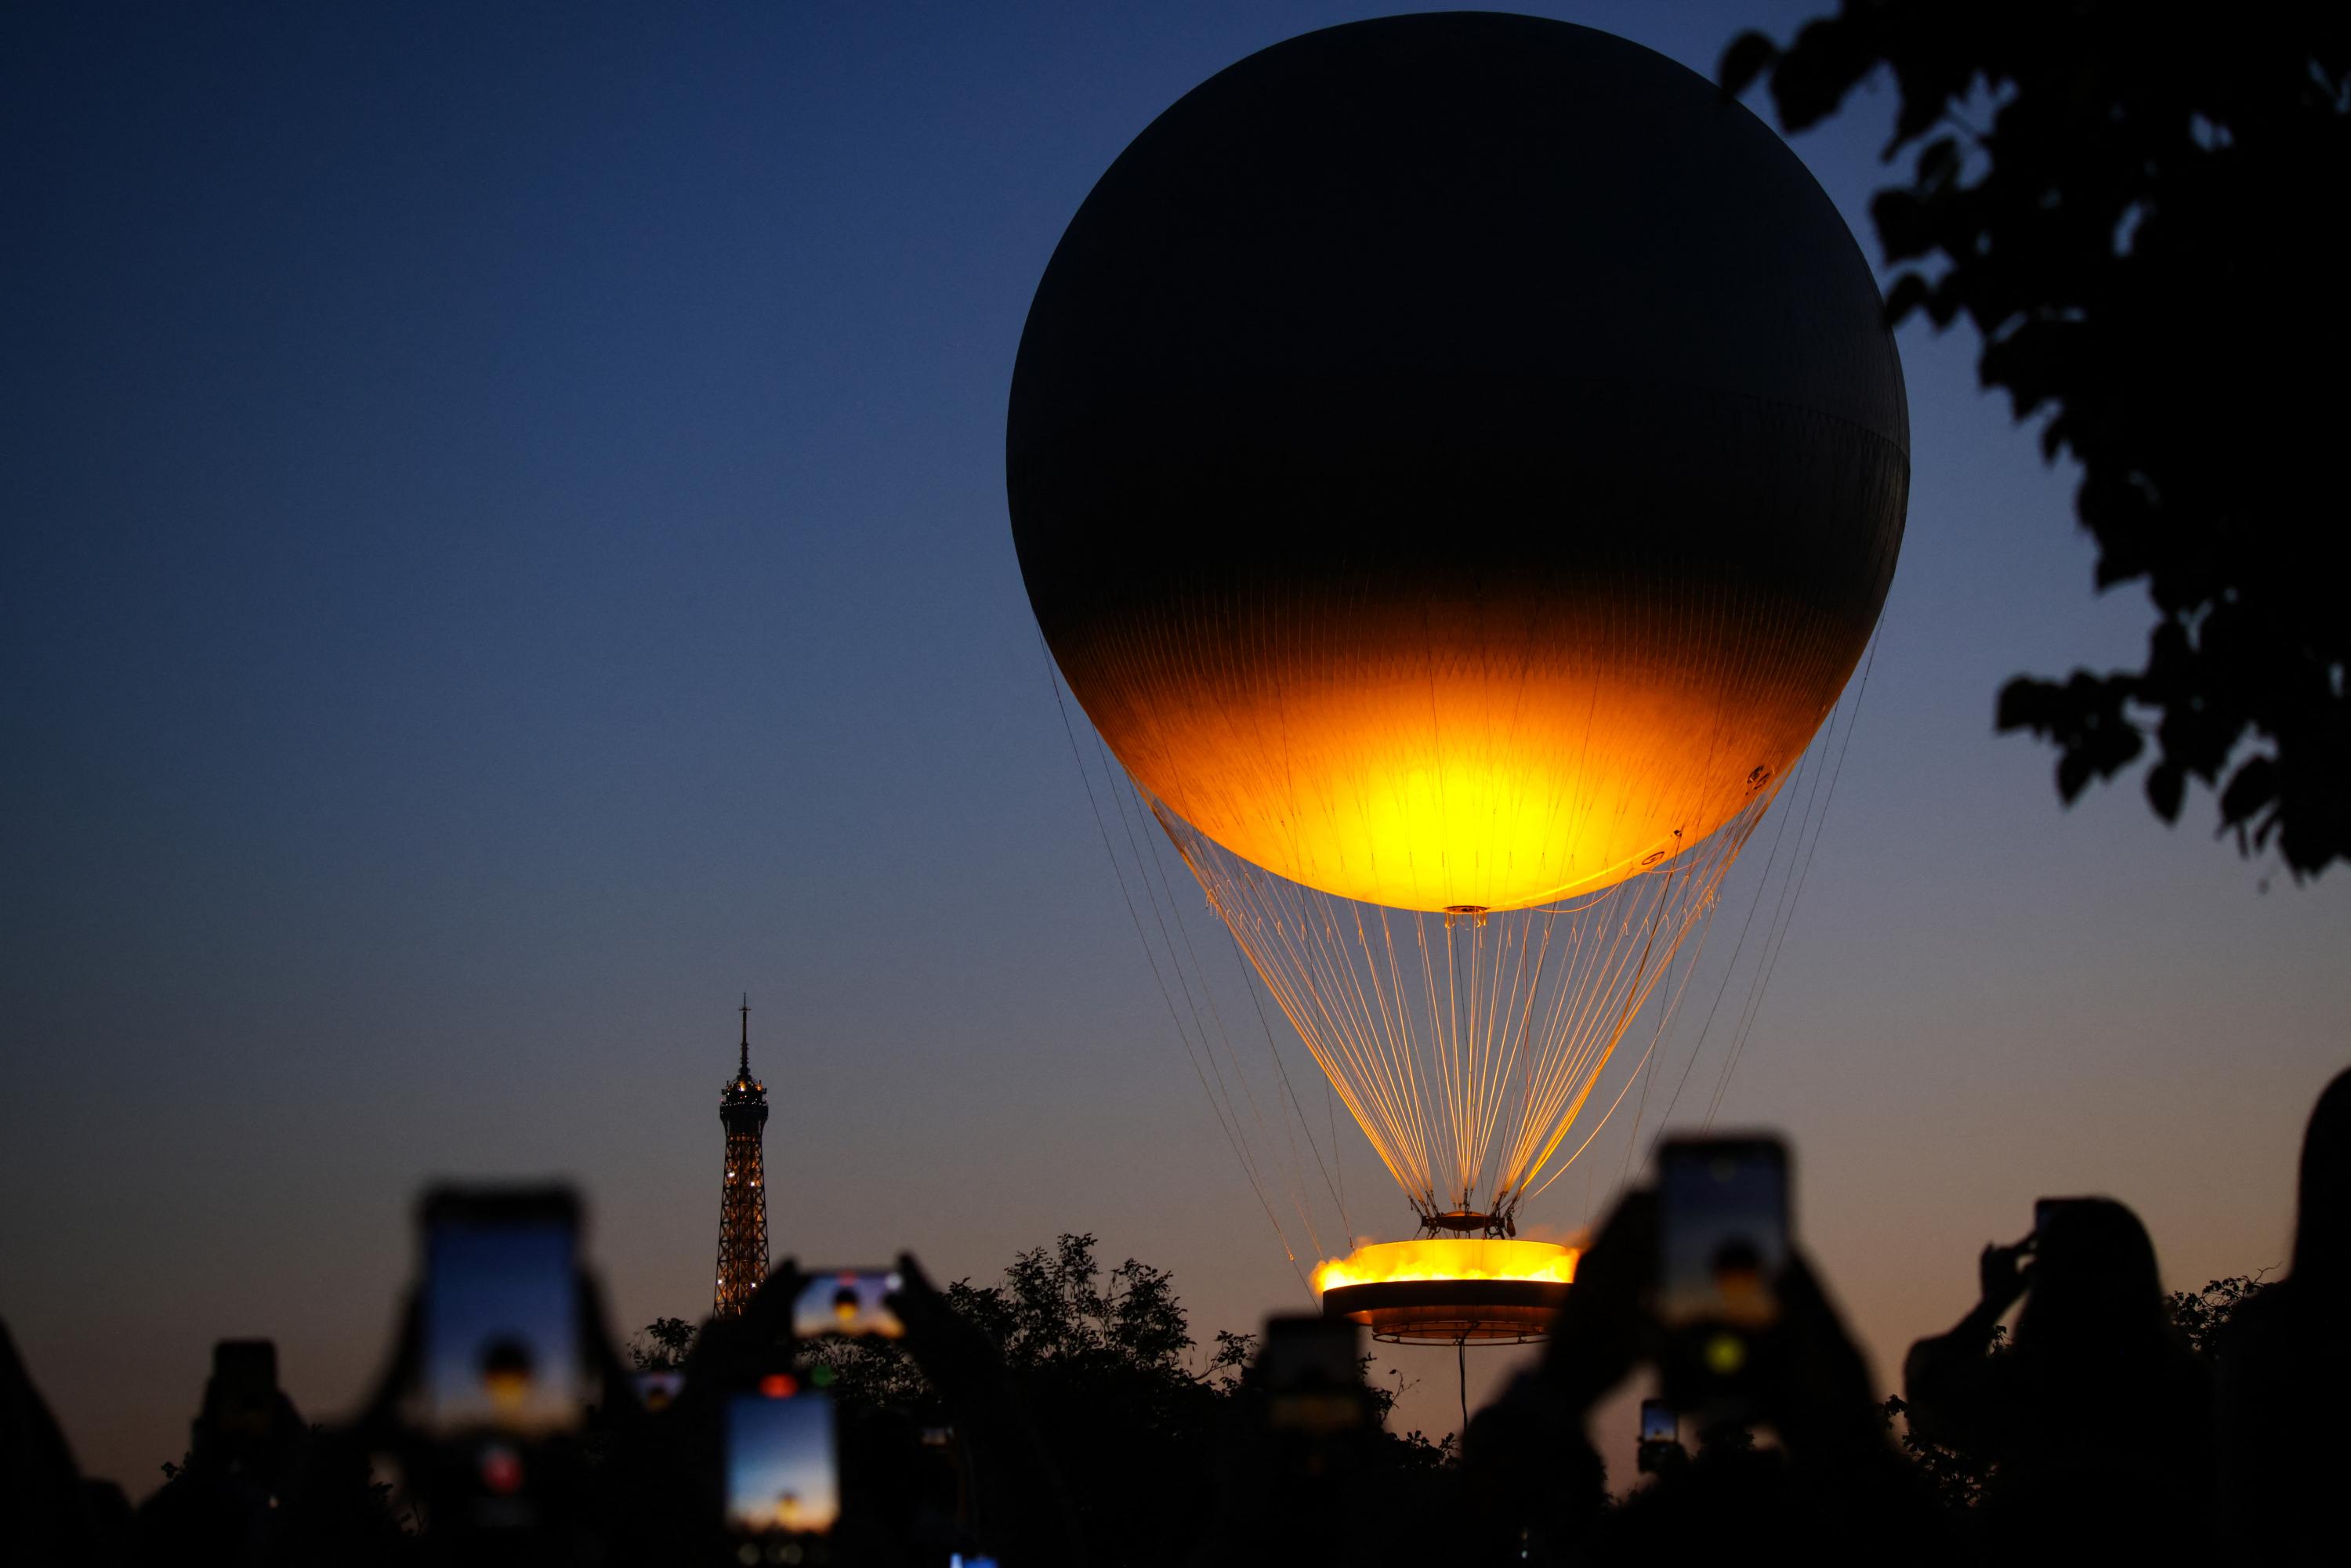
[420,1190,583,1436]
[212,1340,278,1439]
[792,1269,905,1339]
[1657,1137,1788,1331]
[726,1385,840,1537]
[632,1369,684,1413]
[1638,1398,1677,1446]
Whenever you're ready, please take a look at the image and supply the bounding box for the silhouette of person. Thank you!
[1905,1196,2212,1554]
[133,1340,314,1567]
[2217,1066,2351,1564]
[1463,1188,1943,1566]
[0,1317,127,1567]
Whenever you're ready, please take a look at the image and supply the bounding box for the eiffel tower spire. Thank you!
[713,998,770,1317]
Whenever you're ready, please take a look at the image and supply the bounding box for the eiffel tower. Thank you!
[713,997,770,1316]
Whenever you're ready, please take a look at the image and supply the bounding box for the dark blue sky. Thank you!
[7,2,2346,1487]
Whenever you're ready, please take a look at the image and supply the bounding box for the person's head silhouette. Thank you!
[2292,1066,2351,1287]
[2016,1197,2164,1349]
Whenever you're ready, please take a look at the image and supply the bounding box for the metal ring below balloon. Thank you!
[1319,1278,1571,1345]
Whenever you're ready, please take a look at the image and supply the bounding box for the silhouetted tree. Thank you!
[784,1234,1447,1567]
[1878,1325,2005,1512]
[1723,3,2349,878]
[625,1315,696,1372]
[147,1414,415,1563]
[1879,1393,1989,1512]
[2167,1272,2271,1359]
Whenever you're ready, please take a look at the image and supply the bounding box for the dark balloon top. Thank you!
[1009,13,1907,912]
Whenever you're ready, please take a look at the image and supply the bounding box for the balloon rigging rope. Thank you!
[1512,807,1761,1201]
[1533,625,1884,1211]
[1224,918,1355,1240]
[1640,741,1813,1161]
[1703,703,1838,1122]
[1704,626,1883,1126]
[1039,643,1313,1295]
[1166,788,1762,1221]
[1204,836,1430,1206]
[1101,744,1327,1262]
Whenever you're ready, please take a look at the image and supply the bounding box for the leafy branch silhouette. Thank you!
[1726,2,2349,878]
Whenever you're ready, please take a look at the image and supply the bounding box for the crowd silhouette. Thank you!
[5,1066,2343,1567]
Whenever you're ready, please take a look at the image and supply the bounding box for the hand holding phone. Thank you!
[1978,1238,2032,1311]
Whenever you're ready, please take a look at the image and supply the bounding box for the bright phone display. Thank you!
[632,1369,684,1413]
[419,1188,583,1437]
[1657,1136,1789,1334]
[726,1382,840,1537]
[1638,1398,1677,1446]
[792,1269,905,1339]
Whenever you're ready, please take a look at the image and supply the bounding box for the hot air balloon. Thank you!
[1010,13,1906,1342]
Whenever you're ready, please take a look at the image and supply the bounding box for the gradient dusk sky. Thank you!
[6,2,2346,1491]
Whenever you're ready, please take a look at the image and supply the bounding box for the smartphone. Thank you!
[418,1186,585,1437]
[1658,1136,1788,1329]
[632,1369,685,1414]
[726,1381,840,1538]
[792,1269,905,1339]
[1261,1314,1359,1392]
[1657,1135,1789,1409]
[1636,1396,1683,1475]
[2033,1196,2088,1239]
[1260,1314,1367,1437]
[212,1340,279,1440]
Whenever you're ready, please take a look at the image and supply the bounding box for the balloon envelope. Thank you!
[1009,13,1907,913]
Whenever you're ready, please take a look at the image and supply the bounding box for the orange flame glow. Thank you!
[1310,1237,1578,1296]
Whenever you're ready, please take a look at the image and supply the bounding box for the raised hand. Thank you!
[1976,1239,2032,1315]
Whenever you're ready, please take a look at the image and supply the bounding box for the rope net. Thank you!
[1150,785,1782,1230]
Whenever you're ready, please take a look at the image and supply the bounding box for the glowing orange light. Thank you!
[758,1373,797,1400]
[1311,1237,1578,1295]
